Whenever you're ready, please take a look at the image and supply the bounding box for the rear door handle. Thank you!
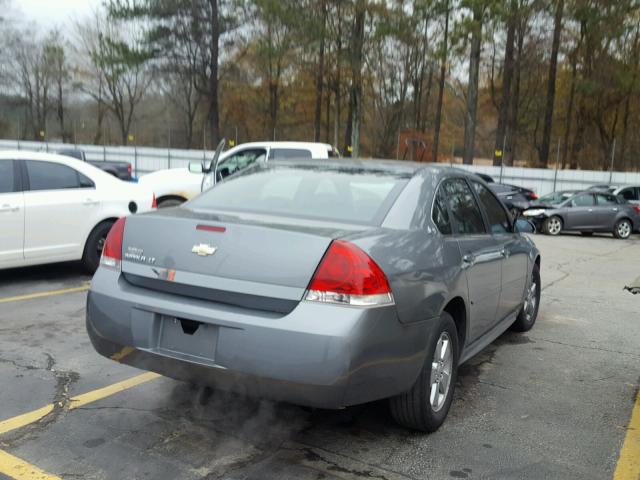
[588,208,593,212]
[0,204,19,212]
[461,254,475,269]
[83,198,99,206]
[612,208,618,212]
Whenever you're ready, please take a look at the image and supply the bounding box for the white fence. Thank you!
[2,139,640,195]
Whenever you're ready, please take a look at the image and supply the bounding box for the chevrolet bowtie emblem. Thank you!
[192,244,217,256]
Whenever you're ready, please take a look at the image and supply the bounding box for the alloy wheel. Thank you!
[617,221,631,239]
[547,217,561,235]
[430,332,453,412]
[523,276,538,322]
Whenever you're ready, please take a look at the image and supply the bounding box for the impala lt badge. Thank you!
[192,244,217,257]
[124,246,156,265]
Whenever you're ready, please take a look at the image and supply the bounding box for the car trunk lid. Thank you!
[120,209,365,314]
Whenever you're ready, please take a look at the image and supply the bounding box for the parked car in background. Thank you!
[57,148,133,181]
[530,190,579,207]
[523,190,640,239]
[488,183,533,218]
[475,173,495,183]
[0,151,155,272]
[612,185,640,204]
[139,141,340,208]
[87,160,540,433]
[591,185,640,205]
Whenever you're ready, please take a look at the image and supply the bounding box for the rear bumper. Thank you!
[86,269,432,408]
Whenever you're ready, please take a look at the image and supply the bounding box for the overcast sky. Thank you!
[16,0,101,27]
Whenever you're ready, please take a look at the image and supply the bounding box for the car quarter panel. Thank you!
[350,229,466,327]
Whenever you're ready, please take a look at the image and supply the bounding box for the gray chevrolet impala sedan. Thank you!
[87,160,541,432]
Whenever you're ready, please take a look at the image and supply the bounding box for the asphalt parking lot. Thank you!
[0,233,639,480]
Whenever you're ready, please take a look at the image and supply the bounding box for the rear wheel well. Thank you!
[85,218,118,247]
[535,255,541,269]
[443,297,466,350]
[157,195,187,206]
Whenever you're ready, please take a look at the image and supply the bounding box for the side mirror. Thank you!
[188,162,203,174]
[515,218,536,234]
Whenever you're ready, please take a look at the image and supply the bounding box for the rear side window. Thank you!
[472,182,510,234]
[596,193,617,205]
[619,188,638,201]
[442,179,486,235]
[571,194,595,207]
[25,160,83,191]
[432,188,452,234]
[190,165,409,225]
[0,160,15,193]
[268,148,313,160]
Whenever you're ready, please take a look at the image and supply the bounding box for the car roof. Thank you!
[0,149,116,181]
[265,158,481,180]
[0,149,85,164]
[231,141,334,150]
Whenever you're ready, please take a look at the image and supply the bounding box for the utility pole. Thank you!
[609,138,616,183]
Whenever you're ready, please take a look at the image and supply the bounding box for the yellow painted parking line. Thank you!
[614,390,640,480]
[0,372,160,480]
[0,450,61,480]
[0,372,160,436]
[69,371,160,410]
[0,284,90,304]
[0,405,54,436]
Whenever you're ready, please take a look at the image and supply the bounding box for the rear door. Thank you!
[23,159,98,261]
[0,159,25,266]
[594,193,621,230]
[472,181,527,320]
[442,178,502,342]
[565,193,596,229]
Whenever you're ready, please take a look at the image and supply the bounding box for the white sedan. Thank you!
[0,151,155,272]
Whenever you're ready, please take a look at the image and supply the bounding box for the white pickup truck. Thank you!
[139,141,339,208]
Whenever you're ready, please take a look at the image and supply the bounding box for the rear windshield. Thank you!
[189,165,409,225]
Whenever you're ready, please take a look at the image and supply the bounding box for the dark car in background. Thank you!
[87,160,540,433]
[488,183,533,218]
[57,148,133,181]
[475,174,538,218]
[523,190,640,239]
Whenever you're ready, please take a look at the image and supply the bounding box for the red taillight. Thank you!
[151,194,157,209]
[196,224,226,233]
[305,240,394,307]
[529,192,538,200]
[100,217,126,270]
[127,164,132,175]
[633,205,640,214]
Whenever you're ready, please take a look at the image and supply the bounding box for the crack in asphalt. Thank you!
[530,337,640,359]
[0,352,79,448]
[0,356,41,371]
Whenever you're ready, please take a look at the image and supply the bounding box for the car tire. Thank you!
[613,219,632,240]
[82,220,115,274]
[511,263,541,332]
[389,312,459,433]
[543,216,562,236]
[157,198,185,208]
